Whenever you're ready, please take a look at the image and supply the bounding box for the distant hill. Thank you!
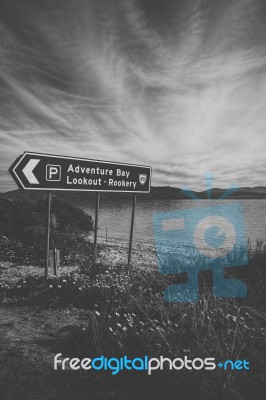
[1,186,266,201]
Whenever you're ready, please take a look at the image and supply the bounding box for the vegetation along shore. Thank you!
[0,197,265,400]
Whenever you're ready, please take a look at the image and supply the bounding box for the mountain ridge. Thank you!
[1,186,266,200]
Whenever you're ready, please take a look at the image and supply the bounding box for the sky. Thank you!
[1,0,266,192]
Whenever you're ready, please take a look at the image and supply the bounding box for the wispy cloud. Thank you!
[0,0,266,191]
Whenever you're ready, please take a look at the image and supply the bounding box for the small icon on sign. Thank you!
[46,165,61,181]
[139,174,147,185]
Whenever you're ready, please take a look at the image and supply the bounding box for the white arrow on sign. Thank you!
[22,159,40,184]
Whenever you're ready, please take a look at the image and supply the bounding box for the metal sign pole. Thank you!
[53,248,57,276]
[93,193,100,264]
[45,191,52,280]
[128,194,137,265]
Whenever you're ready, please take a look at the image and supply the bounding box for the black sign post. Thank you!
[45,191,51,280]
[9,152,151,193]
[9,152,151,274]
[93,193,100,264]
[128,194,137,265]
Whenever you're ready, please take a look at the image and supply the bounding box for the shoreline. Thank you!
[0,237,158,286]
[93,235,157,268]
[0,233,253,286]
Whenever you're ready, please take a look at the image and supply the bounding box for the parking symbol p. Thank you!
[46,165,61,181]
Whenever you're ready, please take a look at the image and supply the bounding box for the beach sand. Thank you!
[97,236,157,269]
[0,237,158,285]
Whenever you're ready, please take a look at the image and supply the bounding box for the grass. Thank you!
[0,240,265,399]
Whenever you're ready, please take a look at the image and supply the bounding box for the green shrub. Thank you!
[0,197,93,238]
[0,197,94,264]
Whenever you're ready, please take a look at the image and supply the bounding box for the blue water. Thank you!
[77,198,266,247]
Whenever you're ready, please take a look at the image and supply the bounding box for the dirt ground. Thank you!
[0,240,158,400]
[0,301,97,400]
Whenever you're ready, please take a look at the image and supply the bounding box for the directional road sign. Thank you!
[9,152,151,193]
